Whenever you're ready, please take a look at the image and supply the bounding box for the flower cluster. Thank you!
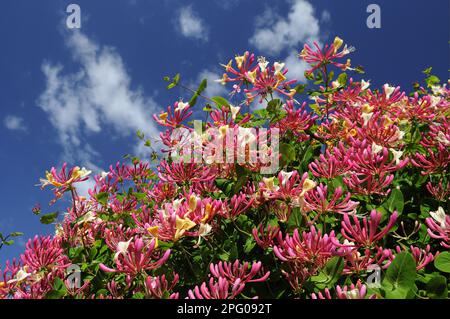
[1,36,448,300]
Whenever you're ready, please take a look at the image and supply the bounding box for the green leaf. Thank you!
[293,84,307,96]
[211,96,230,108]
[337,73,348,86]
[310,257,344,289]
[426,275,448,299]
[197,79,207,93]
[96,192,109,206]
[214,178,234,196]
[384,188,404,214]
[435,252,450,273]
[136,130,144,140]
[10,232,24,237]
[40,212,59,225]
[382,252,416,299]
[425,75,440,87]
[279,143,296,166]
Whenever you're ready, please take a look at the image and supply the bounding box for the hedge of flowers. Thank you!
[0,37,449,299]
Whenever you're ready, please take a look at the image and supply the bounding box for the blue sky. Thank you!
[0,0,448,264]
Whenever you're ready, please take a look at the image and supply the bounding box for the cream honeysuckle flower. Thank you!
[280,171,294,187]
[258,56,269,72]
[389,148,404,165]
[114,238,133,261]
[384,84,395,99]
[246,69,257,83]
[430,207,447,229]
[263,177,279,191]
[235,54,246,69]
[361,79,370,90]
[195,223,213,246]
[362,112,373,126]
[333,36,344,53]
[437,131,450,146]
[230,105,241,121]
[175,216,197,240]
[189,194,200,211]
[175,101,189,112]
[274,62,285,73]
[7,268,32,284]
[371,142,383,154]
[300,178,317,196]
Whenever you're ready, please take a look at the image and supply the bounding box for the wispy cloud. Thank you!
[249,0,327,82]
[3,115,26,131]
[38,31,160,171]
[177,6,209,41]
[249,0,321,55]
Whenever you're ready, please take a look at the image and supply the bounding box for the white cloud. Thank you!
[249,0,329,83]
[177,6,208,41]
[249,0,321,55]
[38,31,160,169]
[196,69,227,98]
[3,115,26,131]
[284,51,309,82]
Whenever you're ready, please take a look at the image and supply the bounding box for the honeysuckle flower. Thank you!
[371,142,383,154]
[210,260,270,284]
[389,148,404,165]
[395,245,435,270]
[429,207,447,229]
[229,105,241,120]
[426,180,450,201]
[361,79,370,90]
[21,236,70,272]
[195,223,213,246]
[39,164,91,199]
[174,216,196,240]
[252,224,280,249]
[7,268,31,284]
[186,277,246,299]
[114,238,133,261]
[99,237,171,276]
[303,184,359,216]
[145,273,179,299]
[341,210,398,248]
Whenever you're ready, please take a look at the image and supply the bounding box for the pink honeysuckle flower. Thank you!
[186,277,246,299]
[273,100,317,141]
[411,144,450,175]
[209,260,270,284]
[303,183,359,216]
[158,160,216,184]
[252,224,280,249]
[299,37,354,75]
[153,101,193,129]
[349,144,408,176]
[340,210,398,248]
[342,246,394,274]
[425,207,450,248]
[312,281,376,299]
[426,180,450,202]
[99,237,171,276]
[220,193,254,219]
[395,245,435,270]
[145,273,179,299]
[309,142,353,179]
[21,236,70,272]
[344,171,394,196]
[243,61,297,104]
[274,226,341,266]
